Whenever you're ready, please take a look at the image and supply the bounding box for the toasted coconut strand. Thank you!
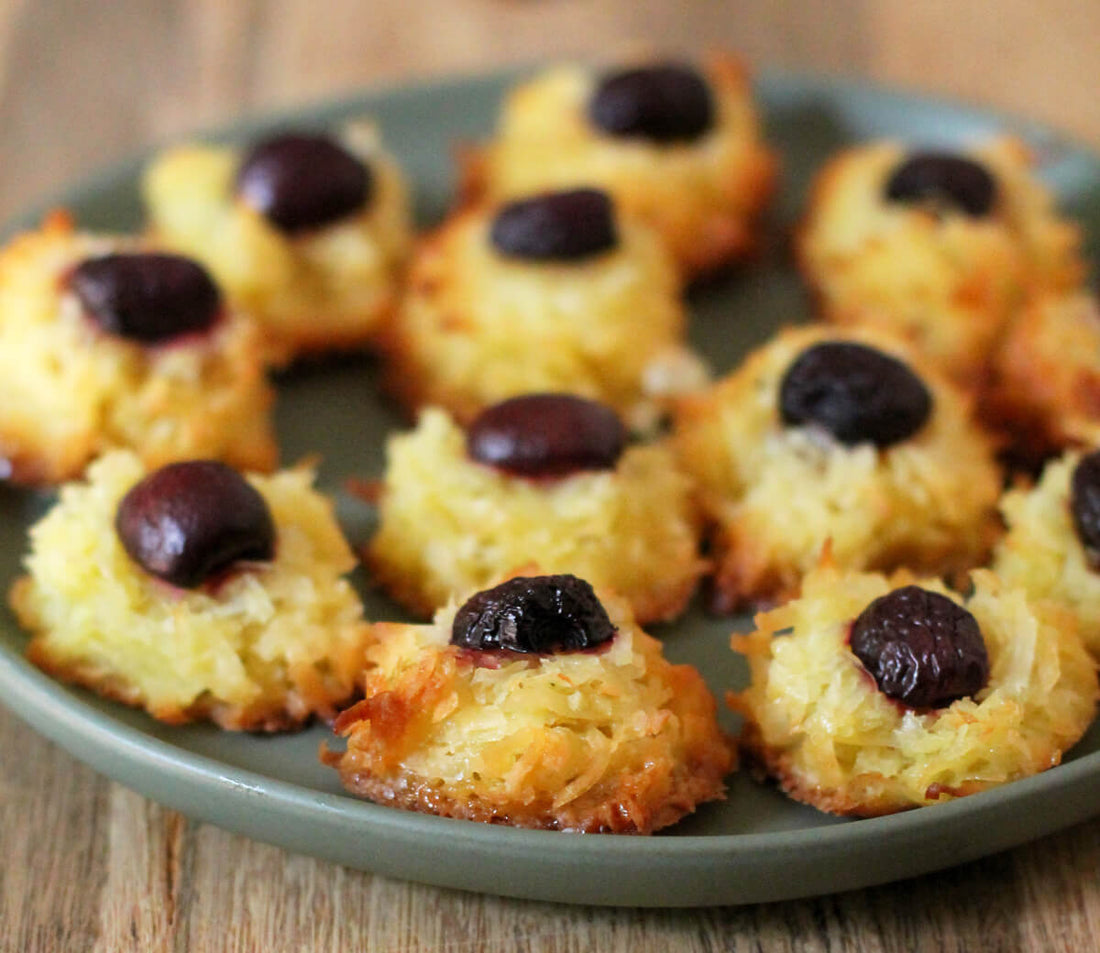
[378,198,703,431]
[10,451,371,731]
[365,408,706,623]
[731,564,1098,816]
[0,213,278,483]
[469,51,778,280]
[796,137,1083,389]
[142,122,413,366]
[674,324,1002,612]
[994,449,1100,657]
[327,588,733,833]
[984,290,1100,464]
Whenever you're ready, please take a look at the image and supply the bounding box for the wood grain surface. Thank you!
[2,2,1100,951]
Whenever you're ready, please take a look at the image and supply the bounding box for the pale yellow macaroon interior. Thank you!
[734,566,1098,814]
[10,450,370,729]
[480,55,776,274]
[366,407,706,622]
[388,202,707,430]
[143,122,412,363]
[994,450,1100,657]
[333,586,731,829]
[0,215,277,483]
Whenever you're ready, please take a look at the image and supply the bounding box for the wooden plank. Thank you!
[91,788,190,953]
[0,712,110,951]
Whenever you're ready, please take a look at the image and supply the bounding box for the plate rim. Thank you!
[5,636,1099,906]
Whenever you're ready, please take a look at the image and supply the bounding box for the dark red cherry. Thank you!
[115,460,275,589]
[450,574,617,654]
[1071,450,1100,568]
[235,132,371,233]
[849,585,989,709]
[489,188,618,261]
[779,341,932,447]
[588,63,714,143]
[466,394,627,477]
[69,253,221,344]
[884,152,996,217]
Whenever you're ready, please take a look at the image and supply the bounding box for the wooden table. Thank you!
[2,2,1099,949]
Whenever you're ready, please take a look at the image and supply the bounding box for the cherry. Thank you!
[450,574,617,654]
[489,188,618,261]
[466,394,626,477]
[1071,450,1100,568]
[884,152,996,217]
[779,341,932,447]
[115,460,275,589]
[69,253,221,344]
[235,132,371,233]
[588,63,714,143]
[849,585,989,709]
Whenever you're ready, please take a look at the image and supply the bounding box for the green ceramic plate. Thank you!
[1,69,1099,908]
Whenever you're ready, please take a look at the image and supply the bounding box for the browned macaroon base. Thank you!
[736,719,997,818]
[322,605,734,834]
[324,739,731,833]
[19,591,364,734]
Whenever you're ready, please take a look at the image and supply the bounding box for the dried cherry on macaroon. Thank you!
[588,63,714,143]
[778,340,932,447]
[235,132,372,233]
[489,188,618,261]
[69,253,222,344]
[466,393,627,477]
[450,574,617,654]
[884,152,997,217]
[849,585,990,709]
[115,460,275,589]
[1070,450,1100,567]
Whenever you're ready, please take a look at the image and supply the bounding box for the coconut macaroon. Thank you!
[10,451,372,731]
[380,188,707,431]
[0,212,277,485]
[142,122,412,365]
[731,564,1098,816]
[364,396,706,623]
[984,289,1100,462]
[993,449,1100,658]
[466,53,777,278]
[673,324,1002,611]
[323,572,733,833]
[796,138,1083,386]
